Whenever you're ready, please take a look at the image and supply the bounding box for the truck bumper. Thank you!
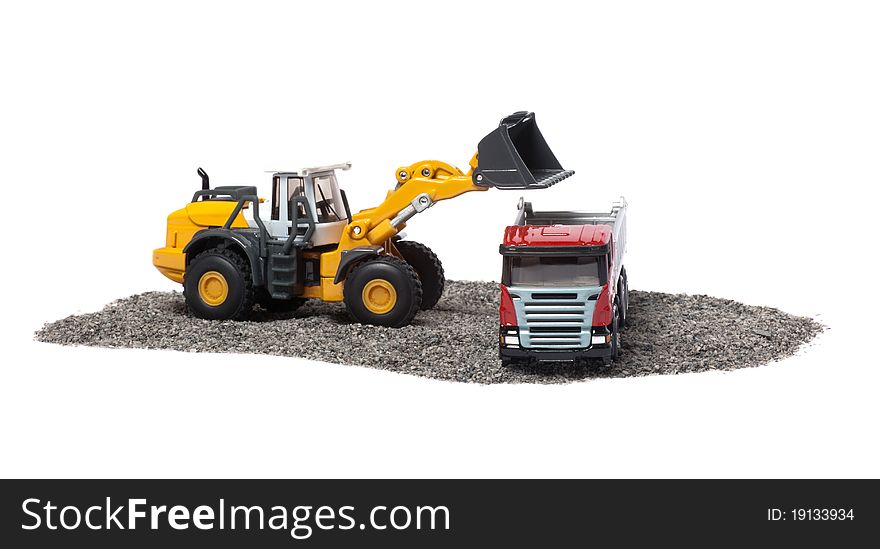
[500,344,612,361]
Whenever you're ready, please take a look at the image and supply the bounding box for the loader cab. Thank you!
[266,163,353,247]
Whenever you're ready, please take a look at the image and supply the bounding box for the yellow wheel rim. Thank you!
[198,271,229,306]
[362,279,397,315]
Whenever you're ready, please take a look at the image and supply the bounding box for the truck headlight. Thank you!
[501,327,520,347]
[591,328,611,345]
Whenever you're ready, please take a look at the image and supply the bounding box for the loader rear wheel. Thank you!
[184,247,254,321]
[394,240,445,310]
[344,255,422,328]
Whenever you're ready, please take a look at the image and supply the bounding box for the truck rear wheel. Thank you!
[184,247,254,320]
[344,255,422,327]
[394,240,445,310]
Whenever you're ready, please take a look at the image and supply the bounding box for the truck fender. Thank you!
[183,229,264,286]
[334,246,383,284]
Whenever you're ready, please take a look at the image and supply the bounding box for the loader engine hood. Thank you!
[473,111,574,190]
[184,200,249,228]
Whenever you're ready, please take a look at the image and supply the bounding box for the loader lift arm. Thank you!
[341,157,483,248]
[350,111,574,240]
[324,112,575,288]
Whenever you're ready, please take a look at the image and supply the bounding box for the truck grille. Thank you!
[512,288,598,349]
[529,292,577,300]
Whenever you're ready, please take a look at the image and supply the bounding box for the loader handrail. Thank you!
[223,195,269,257]
[282,196,315,254]
[192,189,230,202]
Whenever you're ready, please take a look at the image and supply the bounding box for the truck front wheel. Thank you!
[601,305,621,366]
[183,247,254,320]
[344,255,422,327]
[501,356,527,368]
[618,267,629,328]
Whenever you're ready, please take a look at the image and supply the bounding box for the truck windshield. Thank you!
[508,256,602,287]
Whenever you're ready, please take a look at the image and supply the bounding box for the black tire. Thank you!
[610,305,622,360]
[184,246,254,320]
[618,267,629,328]
[343,255,422,327]
[256,290,305,313]
[600,306,621,366]
[394,240,445,310]
[501,356,530,368]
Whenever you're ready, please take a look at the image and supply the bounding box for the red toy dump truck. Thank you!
[498,197,629,366]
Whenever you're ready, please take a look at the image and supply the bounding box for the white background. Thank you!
[1,1,878,478]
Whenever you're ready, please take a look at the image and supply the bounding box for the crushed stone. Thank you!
[34,281,824,384]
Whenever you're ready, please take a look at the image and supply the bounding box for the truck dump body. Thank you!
[502,224,612,251]
[499,198,628,365]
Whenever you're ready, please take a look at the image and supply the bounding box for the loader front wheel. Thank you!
[394,240,445,310]
[344,255,422,327]
[184,247,254,321]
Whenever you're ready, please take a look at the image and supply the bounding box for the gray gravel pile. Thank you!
[35,281,823,384]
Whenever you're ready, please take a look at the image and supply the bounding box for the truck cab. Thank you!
[498,198,629,367]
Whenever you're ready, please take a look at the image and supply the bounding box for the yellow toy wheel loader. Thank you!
[152,112,573,327]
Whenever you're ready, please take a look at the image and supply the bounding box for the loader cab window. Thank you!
[287,177,307,220]
[312,174,343,223]
[271,176,281,221]
[505,255,604,287]
[271,176,306,221]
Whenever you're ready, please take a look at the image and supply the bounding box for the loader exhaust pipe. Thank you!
[198,167,210,190]
[473,111,574,190]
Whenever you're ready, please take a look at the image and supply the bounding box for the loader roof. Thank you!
[502,223,612,248]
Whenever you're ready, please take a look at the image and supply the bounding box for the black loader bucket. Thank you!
[473,111,574,189]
